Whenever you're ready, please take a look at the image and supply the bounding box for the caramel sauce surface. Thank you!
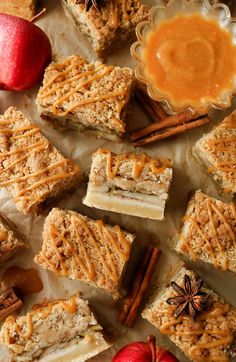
[143,14,236,109]
[1,266,43,295]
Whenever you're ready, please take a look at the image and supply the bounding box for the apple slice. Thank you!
[0,13,52,91]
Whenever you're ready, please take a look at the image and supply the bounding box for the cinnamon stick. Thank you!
[133,116,210,147]
[134,88,161,123]
[134,83,168,121]
[123,247,160,328]
[119,245,153,323]
[131,110,201,142]
[0,288,23,322]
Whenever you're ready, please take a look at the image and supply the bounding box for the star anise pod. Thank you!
[166,274,212,320]
[76,0,102,12]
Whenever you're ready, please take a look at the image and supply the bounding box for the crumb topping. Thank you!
[66,0,149,36]
[89,148,173,195]
[34,208,133,295]
[0,295,100,359]
[143,266,236,362]
[196,111,236,193]
[176,191,236,272]
[37,55,133,134]
[0,107,80,214]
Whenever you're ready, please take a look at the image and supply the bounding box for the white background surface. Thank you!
[0,1,236,361]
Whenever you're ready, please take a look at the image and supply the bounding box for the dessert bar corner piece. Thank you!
[0,107,82,215]
[0,288,23,323]
[172,190,236,273]
[61,0,149,57]
[0,212,28,266]
[142,263,236,362]
[36,55,134,142]
[193,110,236,195]
[0,294,110,362]
[34,208,134,299]
[0,0,37,20]
[83,148,173,220]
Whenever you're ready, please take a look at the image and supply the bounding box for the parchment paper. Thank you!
[0,1,236,361]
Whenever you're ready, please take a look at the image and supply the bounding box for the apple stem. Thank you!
[147,335,156,362]
[30,8,47,23]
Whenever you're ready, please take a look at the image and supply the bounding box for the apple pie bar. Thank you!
[0,212,28,266]
[193,110,236,195]
[142,263,236,362]
[0,0,37,20]
[36,55,133,142]
[172,190,236,273]
[34,208,134,299]
[61,0,149,57]
[83,148,173,220]
[0,107,81,215]
[0,294,110,362]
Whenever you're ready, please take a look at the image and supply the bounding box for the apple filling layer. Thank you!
[41,112,125,142]
[84,184,169,220]
[38,329,109,362]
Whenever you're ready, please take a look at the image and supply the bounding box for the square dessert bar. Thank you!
[61,0,149,57]
[172,190,236,273]
[0,107,81,215]
[0,294,110,362]
[0,0,37,20]
[83,148,173,220]
[36,55,134,142]
[194,110,236,195]
[0,212,28,266]
[142,263,236,362]
[34,208,134,298]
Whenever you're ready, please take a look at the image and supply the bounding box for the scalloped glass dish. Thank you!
[131,0,236,114]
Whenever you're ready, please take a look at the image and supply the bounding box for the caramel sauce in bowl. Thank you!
[131,0,236,114]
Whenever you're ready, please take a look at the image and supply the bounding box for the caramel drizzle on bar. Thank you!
[207,117,236,175]
[110,0,119,27]
[158,302,236,362]
[107,0,140,27]
[180,198,235,271]
[41,215,130,283]
[3,296,78,345]
[0,116,79,203]
[96,148,171,180]
[38,56,127,131]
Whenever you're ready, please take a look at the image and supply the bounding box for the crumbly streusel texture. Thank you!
[0,212,28,266]
[36,55,134,141]
[62,0,149,56]
[194,110,236,195]
[0,294,110,362]
[83,148,173,220]
[0,0,36,20]
[142,263,236,362]
[172,190,236,272]
[0,107,81,215]
[34,208,134,298]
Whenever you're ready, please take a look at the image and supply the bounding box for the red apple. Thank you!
[156,347,179,362]
[112,336,179,362]
[0,13,52,91]
[112,341,154,362]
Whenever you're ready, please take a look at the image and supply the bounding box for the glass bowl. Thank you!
[130,0,236,114]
